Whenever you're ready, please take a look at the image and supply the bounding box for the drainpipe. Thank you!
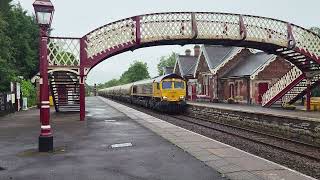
[246,76,251,105]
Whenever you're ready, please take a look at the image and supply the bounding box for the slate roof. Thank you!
[222,52,274,78]
[202,45,241,70]
[176,55,197,77]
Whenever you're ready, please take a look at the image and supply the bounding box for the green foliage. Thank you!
[85,83,93,96]
[0,2,39,92]
[0,0,13,13]
[312,86,320,97]
[157,52,177,75]
[310,27,320,35]
[120,61,150,84]
[20,79,36,107]
[97,61,150,89]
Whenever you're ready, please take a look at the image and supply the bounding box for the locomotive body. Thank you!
[98,74,186,113]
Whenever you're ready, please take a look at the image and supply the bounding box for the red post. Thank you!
[38,26,53,152]
[79,76,85,121]
[306,78,311,111]
[79,38,86,121]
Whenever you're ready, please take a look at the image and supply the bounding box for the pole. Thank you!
[79,38,86,121]
[80,75,85,121]
[38,26,53,152]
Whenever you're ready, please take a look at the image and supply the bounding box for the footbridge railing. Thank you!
[84,12,320,69]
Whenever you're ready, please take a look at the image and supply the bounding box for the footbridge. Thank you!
[44,12,320,120]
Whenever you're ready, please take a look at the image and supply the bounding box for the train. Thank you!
[98,73,187,113]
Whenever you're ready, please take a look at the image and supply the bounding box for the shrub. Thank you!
[21,80,37,107]
[227,97,235,104]
[282,103,296,110]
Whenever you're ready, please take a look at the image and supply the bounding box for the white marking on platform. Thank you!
[104,120,116,122]
[111,143,132,148]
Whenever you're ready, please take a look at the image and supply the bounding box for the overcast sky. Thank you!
[17,0,320,85]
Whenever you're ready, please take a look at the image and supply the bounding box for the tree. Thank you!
[0,12,15,91]
[0,2,39,92]
[157,52,177,75]
[0,0,13,13]
[310,27,320,35]
[5,4,39,79]
[120,61,150,83]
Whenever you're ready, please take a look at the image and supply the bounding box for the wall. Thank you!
[186,104,320,146]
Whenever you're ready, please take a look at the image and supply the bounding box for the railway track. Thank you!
[171,114,320,162]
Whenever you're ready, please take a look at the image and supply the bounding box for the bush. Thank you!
[282,103,296,110]
[234,96,243,102]
[21,80,37,107]
[227,97,235,104]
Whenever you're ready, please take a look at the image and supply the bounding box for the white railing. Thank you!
[262,66,302,106]
[84,12,320,61]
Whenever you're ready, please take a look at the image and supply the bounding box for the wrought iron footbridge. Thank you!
[46,12,320,113]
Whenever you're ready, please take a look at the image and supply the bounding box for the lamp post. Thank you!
[33,0,54,152]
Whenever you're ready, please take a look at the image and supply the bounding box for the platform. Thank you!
[187,101,320,122]
[99,97,316,180]
[0,97,224,180]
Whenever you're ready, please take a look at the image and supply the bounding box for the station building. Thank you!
[174,45,292,105]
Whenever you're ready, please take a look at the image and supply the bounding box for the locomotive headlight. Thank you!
[179,96,185,99]
[163,96,168,100]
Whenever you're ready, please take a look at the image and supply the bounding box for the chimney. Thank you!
[185,49,191,56]
[194,45,200,57]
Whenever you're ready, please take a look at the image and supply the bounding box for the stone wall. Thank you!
[186,104,320,146]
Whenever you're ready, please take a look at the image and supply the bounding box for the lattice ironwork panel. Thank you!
[262,66,302,106]
[292,25,320,58]
[85,18,136,58]
[243,16,288,47]
[281,74,320,104]
[195,13,240,40]
[47,38,80,66]
[140,13,192,43]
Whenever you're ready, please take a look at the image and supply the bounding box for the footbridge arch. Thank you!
[47,12,320,119]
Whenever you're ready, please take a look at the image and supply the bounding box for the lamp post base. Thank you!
[38,135,53,152]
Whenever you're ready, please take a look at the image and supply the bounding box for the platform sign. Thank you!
[11,94,15,103]
[22,97,28,110]
[10,82,14,92]
[7,94,11,102]
[16,82,21,100]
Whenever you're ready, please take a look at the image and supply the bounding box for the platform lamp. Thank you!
[33,0,54,152]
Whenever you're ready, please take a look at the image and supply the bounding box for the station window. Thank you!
[174,81,184,89]
[162,81,172,89]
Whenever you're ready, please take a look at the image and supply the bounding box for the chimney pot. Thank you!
[185,49,191,56]
[194,45,200,57]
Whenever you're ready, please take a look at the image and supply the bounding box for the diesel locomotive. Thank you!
[98,73,187,113]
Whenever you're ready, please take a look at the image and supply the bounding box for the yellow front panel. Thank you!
[160,79,186,102]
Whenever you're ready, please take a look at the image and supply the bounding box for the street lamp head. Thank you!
[33,0,54,27]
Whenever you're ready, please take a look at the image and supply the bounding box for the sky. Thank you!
[16,0,320,85]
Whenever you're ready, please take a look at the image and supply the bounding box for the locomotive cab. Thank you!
[160,79,186,102]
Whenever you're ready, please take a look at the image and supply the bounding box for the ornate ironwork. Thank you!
[85,18,136,59]
[84,12,320,65]
[262,66,303,106]
[47,12,320,109]
[47,37,80,66]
